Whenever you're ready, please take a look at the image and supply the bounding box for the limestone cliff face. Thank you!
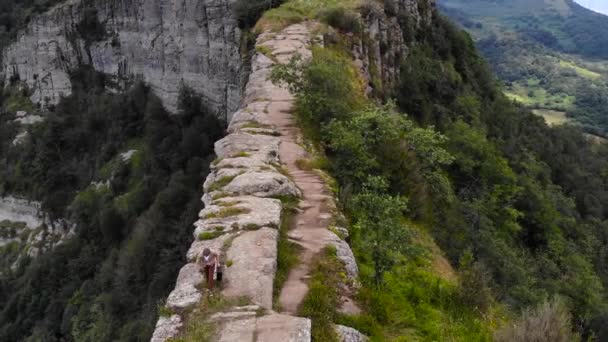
[354,0,435,96]
[0,196,73,267]
[2,0,243,117]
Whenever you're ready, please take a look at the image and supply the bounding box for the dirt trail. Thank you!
[270,100,335,315]
[258,24,337,315]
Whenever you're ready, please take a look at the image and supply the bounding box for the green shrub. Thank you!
[318,7,362,33]
[234,0,284,29]
[271,47,365,129]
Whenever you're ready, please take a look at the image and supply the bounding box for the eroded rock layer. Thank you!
[2,0,243,117]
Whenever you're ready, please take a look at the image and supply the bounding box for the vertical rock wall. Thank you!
[2,0,244,117]
[354,0,435,97]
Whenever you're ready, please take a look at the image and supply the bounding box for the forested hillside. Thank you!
[269,0,608,339]
[440,0,608,136]
[2,0,608,340]
[0,70,224,339]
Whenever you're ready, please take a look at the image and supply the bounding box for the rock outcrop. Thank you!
[2,0,244,117]
[0,196,72,258]
[354,0,435,96]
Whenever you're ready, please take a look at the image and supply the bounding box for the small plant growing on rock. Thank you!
[232,151,251,158]
[243,223,261,230]
[198,231,224,241]
[217,200,242,207]
[226,260,234,268]
[241,121,272,129]
[157,303,174,317]
[208,174,239,192]
[204,207,251,219]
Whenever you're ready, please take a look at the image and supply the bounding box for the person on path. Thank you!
[198,248,218,289]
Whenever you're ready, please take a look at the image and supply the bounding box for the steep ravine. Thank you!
[151,23,364,342]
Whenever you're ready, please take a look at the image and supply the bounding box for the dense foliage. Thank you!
[273,3,608,340]
[0,70,223,341]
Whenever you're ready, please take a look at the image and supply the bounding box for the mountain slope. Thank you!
[439,0,608,135]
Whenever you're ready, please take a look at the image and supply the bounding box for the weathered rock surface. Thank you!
[150,315,183,342]
[165,263,204,311]
[2,0,244,117]
[327,231,359,280]
[223,171,301,198]
[255,314,311,342]
[223,228,278,309]
[214,133,280,163]
[213,306,311,342]
[335,324,369,342]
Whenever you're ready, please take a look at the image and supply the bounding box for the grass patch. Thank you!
[198,231,225,241]
[243,223,261,230]
[241,121,272,129]
[211,192,231,200]
[273,196,302,309]
[216,200,242,207]
[245,129,281,137]
[157,303,174,318]
[226,260,233,268]
[208,174,239,192]
[255,45,278,63]
[532,109,570,126]
[255,0,359,33]
[298,246,344,342]
[203,207,251,220]
[232,151,250,158]
[558,60,601,79]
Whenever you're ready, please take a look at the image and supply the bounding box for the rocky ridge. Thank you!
[2,0,243,117]
[151,23,365,342]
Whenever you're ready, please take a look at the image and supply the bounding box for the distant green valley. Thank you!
[439,0,608,136]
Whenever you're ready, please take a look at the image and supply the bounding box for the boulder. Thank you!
[194,196,282,238]
[326,232,359,280]
[165,263,204,311]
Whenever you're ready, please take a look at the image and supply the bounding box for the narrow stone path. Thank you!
[256,24,337,315]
